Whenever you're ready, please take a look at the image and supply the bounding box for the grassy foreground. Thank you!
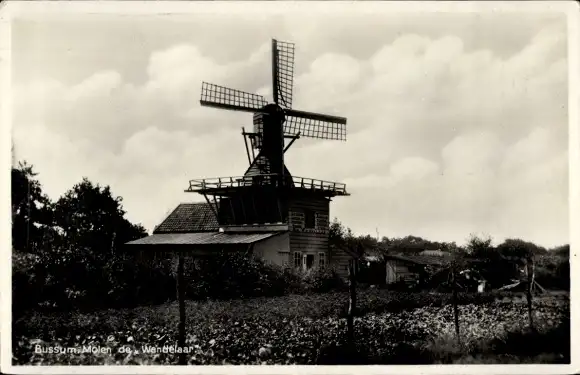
[13,290,570,365]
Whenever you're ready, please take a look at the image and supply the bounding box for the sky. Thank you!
[9,5,571,248]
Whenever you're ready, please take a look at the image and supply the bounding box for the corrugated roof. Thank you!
[154,203,219,233]
[384,253,452,266]
[330,244,364,259]
[126,232,280,246]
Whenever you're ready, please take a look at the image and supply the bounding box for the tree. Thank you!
[495,238,543,329]
[497,238,546,259]
[464,234,520,289]
[385,235,451,255]
[11,162,54,253]
[551,244,569,258]
[465,233,494,257]
[329,218,348,249]
[378,236,392,248]
[351,234,378,254]
[53,177,147,257]
[12,165,156,310]
[47,178,148,308]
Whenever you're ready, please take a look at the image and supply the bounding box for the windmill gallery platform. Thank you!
[126,39,356,278]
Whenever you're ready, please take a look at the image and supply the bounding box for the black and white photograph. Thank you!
[1,1,578,373]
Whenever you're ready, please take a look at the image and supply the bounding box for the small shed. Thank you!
[384,251,452,285]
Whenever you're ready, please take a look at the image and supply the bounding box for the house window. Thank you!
[319,252,326,268]
[293,252,302,269]
[304,209,316,229]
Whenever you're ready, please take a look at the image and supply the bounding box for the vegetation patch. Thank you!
[13,293,569,365]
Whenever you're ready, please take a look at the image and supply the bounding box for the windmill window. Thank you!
[293,251,302,269]
[304,209,316,229]
[318,252,326,268]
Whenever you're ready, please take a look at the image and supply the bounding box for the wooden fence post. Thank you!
[347,259,357,346]
[176,253,186,365]
[526,256,535,331]
[451,265,461,346]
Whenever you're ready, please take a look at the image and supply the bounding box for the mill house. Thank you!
[127,39,355,277]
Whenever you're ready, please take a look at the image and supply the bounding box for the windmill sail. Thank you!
[272,39,295,109]
[198,39,347,152]
[200,82,268,113]
[284,109,347,141]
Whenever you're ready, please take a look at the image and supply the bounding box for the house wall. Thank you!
[252,232,291,267]
[287,195,330,270]
[329,246,352,278]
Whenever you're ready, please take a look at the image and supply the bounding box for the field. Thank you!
[13,289,570,365]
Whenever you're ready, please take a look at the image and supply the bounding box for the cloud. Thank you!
[11,17,568,248]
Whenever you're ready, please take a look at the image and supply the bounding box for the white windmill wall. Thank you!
[252,232,291,267]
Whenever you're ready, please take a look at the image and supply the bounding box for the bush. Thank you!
[12,247,177,313]
[184,251,297,300]
[535,256,569,290]
[102,254,175,308]
[12,252,45,313]
[300,267,346,293]
[15,246,350,313]
[183,253,346,300]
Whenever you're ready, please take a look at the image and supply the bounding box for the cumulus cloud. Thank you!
[11,13,569,248]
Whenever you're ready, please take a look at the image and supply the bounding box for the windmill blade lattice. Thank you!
[200,82,268,113]
[273,40,295,109]
[284,109,347,141]
[198,39,347,150]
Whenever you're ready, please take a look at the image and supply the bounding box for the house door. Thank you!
[303,254,315,270]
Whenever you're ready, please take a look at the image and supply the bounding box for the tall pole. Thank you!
[176,254,186,365]
[526,256,535,331]
[451,265,461,346]
[347,259,357,346]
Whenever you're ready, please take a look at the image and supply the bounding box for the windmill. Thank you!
[186,39,349,269]
[199,40,346,182]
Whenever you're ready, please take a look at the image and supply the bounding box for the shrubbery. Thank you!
[12,249,176,312]
[535,255,570,290]
[184,251,298,300]
[185,252,345,299]
[13,247,349,312]
[13,241,569,314]
[299,267,346,293]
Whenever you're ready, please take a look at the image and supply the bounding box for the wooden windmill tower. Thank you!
[186,39,349,271]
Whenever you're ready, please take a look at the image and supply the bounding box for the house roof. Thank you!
[153,203,219,233]
[384,253,452,266]
[126,231,281,246]
[331,244,365,259]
